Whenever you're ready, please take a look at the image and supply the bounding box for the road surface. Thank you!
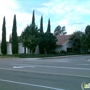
[0,55,90,90]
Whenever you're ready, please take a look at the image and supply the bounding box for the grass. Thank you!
[0,55,16,58]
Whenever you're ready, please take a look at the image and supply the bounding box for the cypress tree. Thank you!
[32,10,35,25]
[39,15,45,54]
[40,15,43,33]
[12,14,18,54]
[1,16,7,55]
[46,18,51,33]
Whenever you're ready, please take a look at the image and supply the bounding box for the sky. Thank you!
[0,0,90,41]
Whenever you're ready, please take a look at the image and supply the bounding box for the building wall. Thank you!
[7,43,12,55]
[34,45,39,54]
[66,40,73,48]
[2,43,39,55]
[55,44,67,52]
[0,41,73,55]
[55,40,73,53]
[18,43,24,54]
[0,44,1,54]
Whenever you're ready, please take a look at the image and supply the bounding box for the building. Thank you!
[0,35,73,55]
[55,35,73,53]
[0,43,39,55]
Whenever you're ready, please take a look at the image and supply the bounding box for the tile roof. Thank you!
[56,35,71,45]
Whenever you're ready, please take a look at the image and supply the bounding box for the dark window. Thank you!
[67,48,72,52]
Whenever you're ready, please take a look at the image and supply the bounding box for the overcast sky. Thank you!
[0,0,90,41]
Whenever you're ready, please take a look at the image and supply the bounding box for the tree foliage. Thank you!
[21,11,57,54]
[1,16,7,55]
[40,15,43,33]
[12,14,18,54]
[39,18,57,54]
[39,33,46,54]
[9,34,21,43]
[82,25,90,50]
[70,31,84,53]
[21,11,39,54]
[39,32,57,54]
[44,33,57,54]
[46,19,51,33]
[32,10,35,25]
[21,24,39,54]
[54,25,67,36]
[39,16,44,54]
[40,33,57,54]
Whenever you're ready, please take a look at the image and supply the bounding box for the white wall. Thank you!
[66,40,73,48]
[18,43,24,54]
[0,41,74,54]
[55,44,67,52]
[26,48,30,54]
[34,45,39,54]
[55,40,73,53]
[7,43,12,55]
[0,44,1,54]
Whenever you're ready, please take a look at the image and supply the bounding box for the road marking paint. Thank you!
[0,79,64,90]
[0,67,90,78]
[13,65,36,68]
[13,65,90,71]
[77,64,90,65]
[11,64,29,65]
[34,65,90,70]
[41,66,90,70]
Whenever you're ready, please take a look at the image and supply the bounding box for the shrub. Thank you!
[60,50,67,54]
[50,50,57,54]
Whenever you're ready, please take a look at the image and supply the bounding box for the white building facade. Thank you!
[0,43,39,55]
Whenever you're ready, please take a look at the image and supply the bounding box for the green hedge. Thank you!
[13,54,60,58]
[0,53,89,58]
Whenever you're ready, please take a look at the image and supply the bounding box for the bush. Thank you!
[13,54,60,58]
[60,50,67,55]
[50,50,57,54]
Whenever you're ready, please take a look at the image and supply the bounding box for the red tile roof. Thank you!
[56,35,71,45]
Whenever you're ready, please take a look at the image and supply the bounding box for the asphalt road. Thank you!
[0,55,90,90]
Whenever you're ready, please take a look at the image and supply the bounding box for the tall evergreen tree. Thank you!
[12,14,18,54]
[1,16,7,55]
[40,15,43,33]
[32,10,35,25]
[39,15,44,54]
[46,18,51,33]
